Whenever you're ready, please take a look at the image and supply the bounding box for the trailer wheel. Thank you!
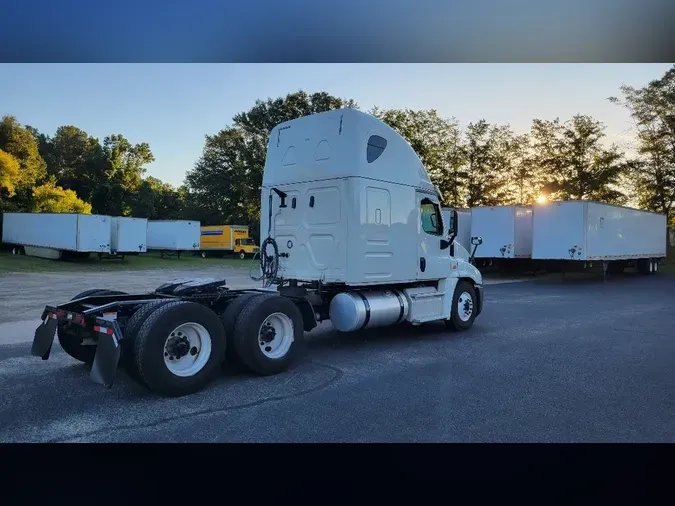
[637,258,651,275]
[57,289,127,364]
[652,259,659,275]
[233,293,303,376]
[239,250,246,260]
[201,251,207,259]
[445,280,477,331]
[120,299,176,382]
[220,293,262,366]
[133,301,226,397]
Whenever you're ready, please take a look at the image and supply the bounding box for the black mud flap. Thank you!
[31,314,58,360]
[90,320,123,389]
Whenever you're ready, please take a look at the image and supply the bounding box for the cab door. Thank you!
[416,192,452,281]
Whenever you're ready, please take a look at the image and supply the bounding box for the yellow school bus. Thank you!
[198,225,259,259]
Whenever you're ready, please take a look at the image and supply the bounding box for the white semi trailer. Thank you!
[531,200,667,278]
[30,109,485,397]
[146,219,200,258]
[1,212,111,260]
[108,216,148,258]
[470,205,533,268]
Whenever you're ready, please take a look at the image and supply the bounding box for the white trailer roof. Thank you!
[262,108,437,195]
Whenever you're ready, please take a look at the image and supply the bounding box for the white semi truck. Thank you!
[30,109,485,397]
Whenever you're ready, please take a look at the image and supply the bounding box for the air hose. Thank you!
[249,190,280,288]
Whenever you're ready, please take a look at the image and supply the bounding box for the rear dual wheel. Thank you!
[637,258,659,276]
[232,293,304,376]
[126,300,226,397]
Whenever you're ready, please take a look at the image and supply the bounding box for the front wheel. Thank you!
[239,250,246,260]
[445,280,477,331]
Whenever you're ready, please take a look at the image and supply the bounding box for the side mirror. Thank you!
[469,236,482,265]
[440,238,451,250]
[449,209,458,238]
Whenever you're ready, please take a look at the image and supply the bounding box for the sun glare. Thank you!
[536,195,547,204]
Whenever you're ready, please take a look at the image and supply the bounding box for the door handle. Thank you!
[420,257,426,272]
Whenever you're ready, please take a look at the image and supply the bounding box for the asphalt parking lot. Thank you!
[1,267,674,443]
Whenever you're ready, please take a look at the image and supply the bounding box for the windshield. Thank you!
[239,238,256,245]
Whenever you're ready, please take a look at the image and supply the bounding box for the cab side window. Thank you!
[420,198,443,236]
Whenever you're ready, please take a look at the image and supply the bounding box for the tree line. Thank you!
[2,65,674,243]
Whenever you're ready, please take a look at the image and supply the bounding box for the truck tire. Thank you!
[220,292,262,365]
[121,299,176,383]
[637,258,651,275]
[239,250,246,260]
[445,280,477,331]
[57,289,127,364]
[133,300,227,397]
[233,293,304,376]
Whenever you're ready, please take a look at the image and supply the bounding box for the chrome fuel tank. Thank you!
[329,290,409,332]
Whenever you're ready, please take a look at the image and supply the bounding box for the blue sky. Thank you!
[0,64,672,187]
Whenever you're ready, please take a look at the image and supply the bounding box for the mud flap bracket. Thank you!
[90,319,124,389]
[31,310,58,360]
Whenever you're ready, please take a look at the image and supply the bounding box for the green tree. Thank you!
[0,149,20,198]
[36,125,106,203]
[530,115,627,203]
[102,134,155,191]
[82,134,155,216]
[185,127,251,225]
[31,181,92,213]
[492,130,540,205]
[129,176,184,219]
[463,120,520,207]
[0,115,47,190]
[372,107,468,207]
[609,64,675,223]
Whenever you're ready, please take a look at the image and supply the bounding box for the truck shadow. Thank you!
[300,320,475,354]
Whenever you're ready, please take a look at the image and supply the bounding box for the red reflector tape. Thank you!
[94,325,115,335]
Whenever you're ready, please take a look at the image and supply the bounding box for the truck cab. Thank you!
[234,237,259,258]
[260,108,484,329]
